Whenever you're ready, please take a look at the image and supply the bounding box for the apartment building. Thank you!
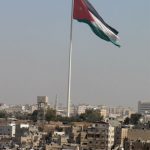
[81,122,114,150]
[0,123,16,137]
[138,101,150,114]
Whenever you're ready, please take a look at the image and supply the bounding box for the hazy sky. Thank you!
[0,0,149,108]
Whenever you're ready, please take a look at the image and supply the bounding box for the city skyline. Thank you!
[0,0,150,107]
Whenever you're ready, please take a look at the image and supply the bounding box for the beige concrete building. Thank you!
[121,128,150,150]
[120,128,128,147]
[128,129,150,141]
[83,122,115,150]
[99,108,107,118]
[45,144,79,150]
[14,123,42,148]
[124,139,150,150]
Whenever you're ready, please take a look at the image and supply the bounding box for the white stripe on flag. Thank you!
[90,12,119,42]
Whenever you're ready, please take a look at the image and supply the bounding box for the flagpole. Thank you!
[67,0,74,117]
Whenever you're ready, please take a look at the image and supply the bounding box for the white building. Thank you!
[138,101,150,114]
[20,123,29,128]
[143,114,150,122]
[97,105,108,118]
[77,104,94,115]
[54,131,65,136]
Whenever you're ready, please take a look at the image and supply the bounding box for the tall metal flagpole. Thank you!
[67,0,74,117]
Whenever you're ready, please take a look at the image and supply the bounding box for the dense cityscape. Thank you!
[0,0,149,149]
[0,96,150,150]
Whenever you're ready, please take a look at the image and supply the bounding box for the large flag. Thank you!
[73,0,120,47]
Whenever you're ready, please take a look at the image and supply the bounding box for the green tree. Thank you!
[45,108,56,122]
[130,113,142,125]
[31,110,38,122]
[124,117,130,125]
[15,112,30,120]
[124,113,142,125]
[79,109,103,122]
[0,110,7,118]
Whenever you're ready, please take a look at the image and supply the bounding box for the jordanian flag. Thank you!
[73,0,120,47]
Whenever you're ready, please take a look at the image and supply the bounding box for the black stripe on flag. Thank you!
[84,0,119,35]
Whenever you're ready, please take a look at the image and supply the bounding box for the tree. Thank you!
[123,113,142,125]
[79,109,103,122]
[45,108,56,122]
[15,112,30,120]
[0,110,7,118]
[31,110,38,122]
[124,117,130,125]
[130,113,142,125]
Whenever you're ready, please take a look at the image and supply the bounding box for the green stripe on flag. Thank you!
[77,19,120,47]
